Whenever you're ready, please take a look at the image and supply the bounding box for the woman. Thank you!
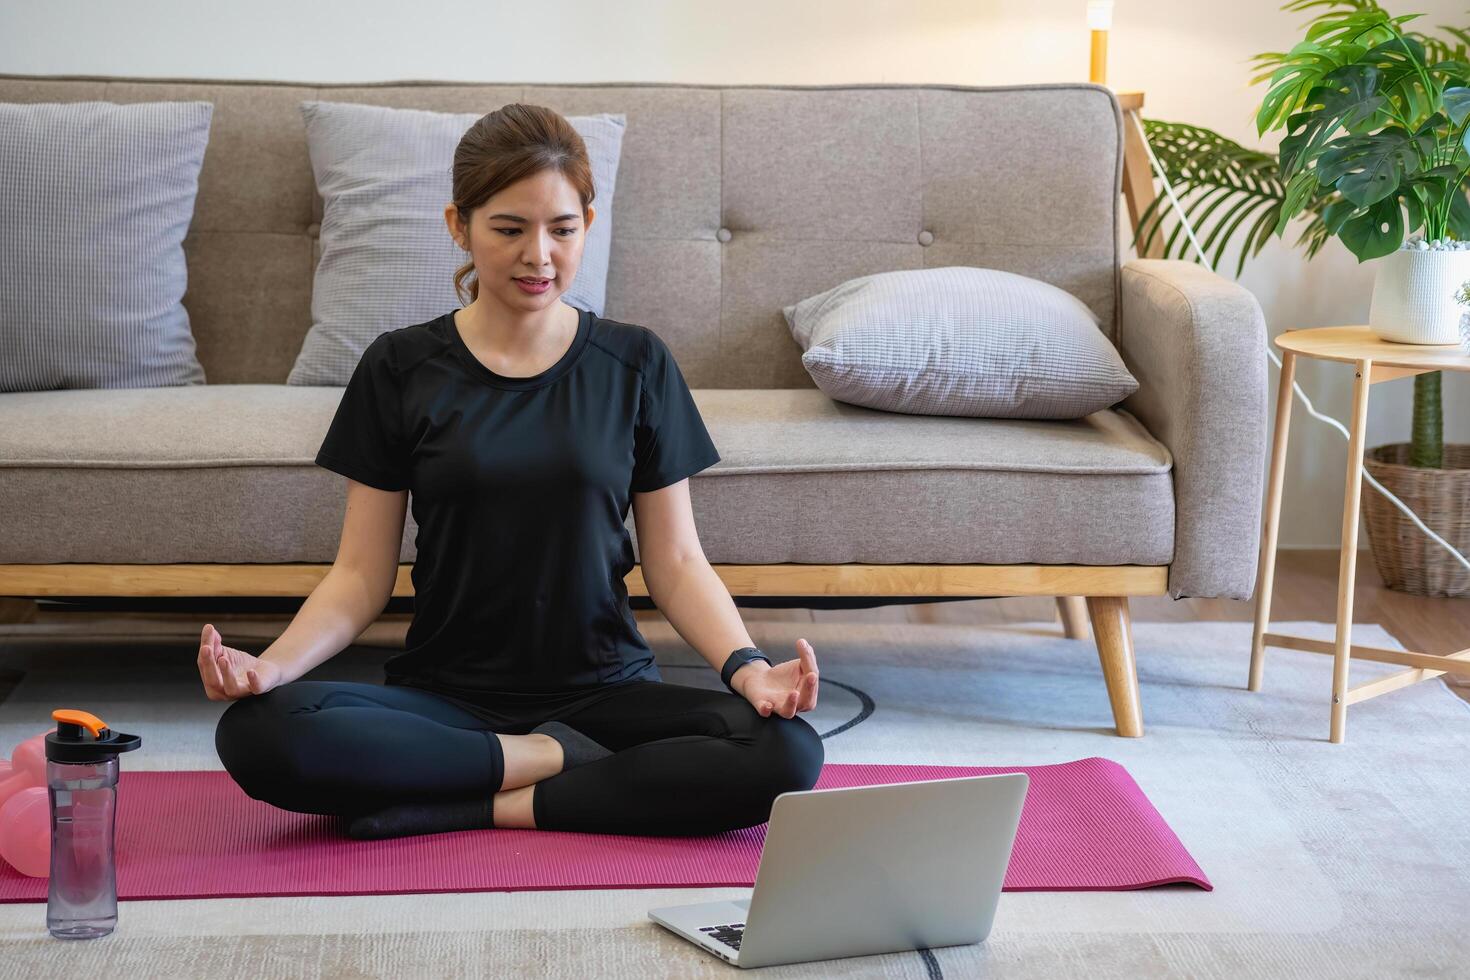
[205,104,823,841]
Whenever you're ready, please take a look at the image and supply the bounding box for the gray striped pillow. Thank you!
[0,100,213,392]
[288,101,625,387]
[782,266,1138,419]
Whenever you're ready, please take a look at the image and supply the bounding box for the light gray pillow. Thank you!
[0,100,213,392]
[288,101,625,387]
[782,266,1138,419]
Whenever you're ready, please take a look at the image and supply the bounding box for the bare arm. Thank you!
[635,480,818,717]
[647,553,760,683]
[648,552,823,719]
[257,478,409,684]
[632,478,764,690]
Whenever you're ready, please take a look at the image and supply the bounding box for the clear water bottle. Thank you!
[43,708,141,940]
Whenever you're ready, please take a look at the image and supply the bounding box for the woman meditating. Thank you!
[205,104,823,840]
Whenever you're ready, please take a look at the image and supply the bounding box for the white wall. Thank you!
[4,0,1467,554]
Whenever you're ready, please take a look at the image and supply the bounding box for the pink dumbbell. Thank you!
[0,731,55,878]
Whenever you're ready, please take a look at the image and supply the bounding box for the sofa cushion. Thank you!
[287,101,626,387]
[0,387,1173,567]
[0,100,213,392]
[782,266,1138,419]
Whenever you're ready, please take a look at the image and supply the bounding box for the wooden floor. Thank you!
[2,550,1467,705]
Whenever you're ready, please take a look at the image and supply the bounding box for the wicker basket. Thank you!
[1361,442,1470,597]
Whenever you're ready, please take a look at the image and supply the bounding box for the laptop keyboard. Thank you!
[699,922,745,950]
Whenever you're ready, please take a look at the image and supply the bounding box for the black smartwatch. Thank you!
[721,646,772,693]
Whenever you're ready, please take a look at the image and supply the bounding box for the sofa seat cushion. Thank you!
[0,386,1173,567]
[0,384,386,564]
[665,390,1173,566]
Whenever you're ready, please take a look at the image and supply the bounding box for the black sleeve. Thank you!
[314,333,411,491]
[630,328,721,493]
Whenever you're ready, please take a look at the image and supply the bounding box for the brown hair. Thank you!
[450,104,597,306]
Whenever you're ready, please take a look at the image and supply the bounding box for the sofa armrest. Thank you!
[1118,258,1268,601]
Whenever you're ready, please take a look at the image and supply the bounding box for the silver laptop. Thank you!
[648,771,1028,969]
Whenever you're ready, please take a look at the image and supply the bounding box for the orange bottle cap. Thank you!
[52,708,109,738]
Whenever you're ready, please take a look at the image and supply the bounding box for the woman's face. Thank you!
[446,169,596,315]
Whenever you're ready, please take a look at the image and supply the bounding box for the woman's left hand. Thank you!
[736,638,819,718]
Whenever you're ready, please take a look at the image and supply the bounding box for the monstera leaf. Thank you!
[1277,65,1388,177]
[1252,1,1470,256]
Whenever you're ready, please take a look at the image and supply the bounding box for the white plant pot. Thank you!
[1367,247,1470,345]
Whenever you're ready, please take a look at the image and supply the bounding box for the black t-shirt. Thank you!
[314,305,721,698]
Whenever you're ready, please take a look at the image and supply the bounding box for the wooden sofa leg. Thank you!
[1084,596,1143,737]
[1055,596,1090,639]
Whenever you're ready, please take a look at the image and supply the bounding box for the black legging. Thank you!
[213,676,824,836]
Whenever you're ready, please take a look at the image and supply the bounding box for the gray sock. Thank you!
[531,720,614,771]
[344,796,493,840]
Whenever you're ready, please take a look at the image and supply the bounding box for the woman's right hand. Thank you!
[198,624,284,701]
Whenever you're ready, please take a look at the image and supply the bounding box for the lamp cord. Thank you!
[1127,109,1470,574]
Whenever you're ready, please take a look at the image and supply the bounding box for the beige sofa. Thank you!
[0,75,1269,737]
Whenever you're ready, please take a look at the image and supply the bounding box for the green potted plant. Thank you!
[1257,0,1470,346]
[1130,0,1470,596]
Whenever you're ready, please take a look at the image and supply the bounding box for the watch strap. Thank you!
[721,646,772,693]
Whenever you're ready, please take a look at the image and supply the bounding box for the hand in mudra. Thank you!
[737,638,819,718]
[198,623,284,701]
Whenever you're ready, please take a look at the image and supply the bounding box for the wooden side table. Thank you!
[1248,326,1470,743]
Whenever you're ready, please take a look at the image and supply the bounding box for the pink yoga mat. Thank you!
[0,756,1210,902]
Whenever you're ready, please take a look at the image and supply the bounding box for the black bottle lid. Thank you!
[44,708,142,764]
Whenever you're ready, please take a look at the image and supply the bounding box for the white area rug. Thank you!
[0,619,1466,978]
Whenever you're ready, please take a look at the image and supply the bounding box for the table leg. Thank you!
[1330,357,1373,744]
[1249,349,1297,691]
